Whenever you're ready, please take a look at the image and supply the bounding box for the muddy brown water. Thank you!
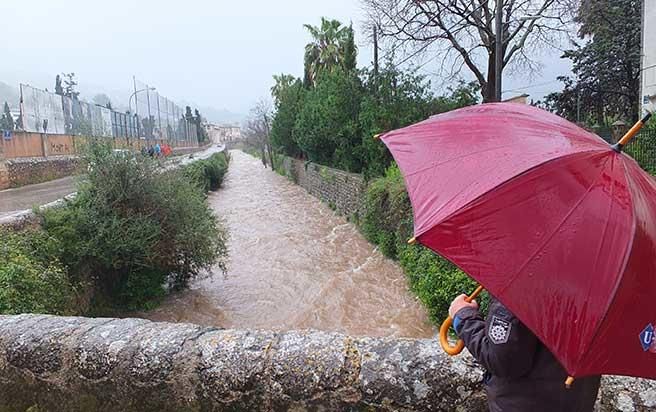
[135,150,434,338]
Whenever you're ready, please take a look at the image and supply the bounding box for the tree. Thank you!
[0,102,14,131]
[360,66,479,177]
[362,0,574,102]
[193,108,209,143]
[244,99,274,169]
[271,74,298,105]
[342,23,357,73]
[62,73,79,99]
[270,75,305,158]
[293,68,363,171]
[92,93,112,109]
[54,75,64,96]
[142,115,156,139]
[544,0,641,123]
[303,18,356,87]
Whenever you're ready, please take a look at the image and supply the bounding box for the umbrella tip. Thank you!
[373,133,381,140]
[565,376,575,388]
[407,237,417,245]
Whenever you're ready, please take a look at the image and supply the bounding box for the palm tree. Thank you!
[303,18,353,87]
[271,74,298,106]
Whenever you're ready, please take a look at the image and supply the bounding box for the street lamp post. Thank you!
[128,87,155,114]
[128,86,155,146]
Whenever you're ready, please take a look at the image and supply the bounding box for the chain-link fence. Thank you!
[133,79,197,143]
[111,111,139,139]
[626,128,656,174]
[17,81,198,145]
[591,126,656,173]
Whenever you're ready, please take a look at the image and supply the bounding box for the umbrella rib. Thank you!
[497,154,611,296]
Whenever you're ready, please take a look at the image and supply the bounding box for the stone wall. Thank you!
[4,156,81,188]
[278,156,366,218]
[0,315,652,412]
[0,141,209,189]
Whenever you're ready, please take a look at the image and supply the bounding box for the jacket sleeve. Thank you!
[454,299,538,379]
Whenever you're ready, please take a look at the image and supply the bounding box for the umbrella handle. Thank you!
[439,285,485,356]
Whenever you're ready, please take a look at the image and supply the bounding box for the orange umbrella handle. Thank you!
[439,285,485,356]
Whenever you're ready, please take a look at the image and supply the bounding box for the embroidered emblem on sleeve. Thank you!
[489,316,512,344]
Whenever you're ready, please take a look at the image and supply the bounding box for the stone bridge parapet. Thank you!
[0,315,653,411]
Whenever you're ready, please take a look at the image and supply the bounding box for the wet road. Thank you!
[0,146,222,220]
[0,176,77,219]
[138,151,434,338]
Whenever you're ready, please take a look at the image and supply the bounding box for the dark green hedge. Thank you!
[182,151,230,193]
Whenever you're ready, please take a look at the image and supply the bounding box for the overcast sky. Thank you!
[0,0,572,119]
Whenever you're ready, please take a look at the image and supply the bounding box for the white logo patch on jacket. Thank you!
[488,316,512,344]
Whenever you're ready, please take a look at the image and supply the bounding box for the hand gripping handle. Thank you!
[439,285,484,356]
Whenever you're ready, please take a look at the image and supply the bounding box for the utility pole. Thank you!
[373,25,379,78]
[494,0,503,102]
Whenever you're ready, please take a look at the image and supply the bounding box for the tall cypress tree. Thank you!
[342,24,357,73]
[1,102,14,130]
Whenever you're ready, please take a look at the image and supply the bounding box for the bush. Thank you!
[183,152,230,192]
[360,166,411,258]
[359,165,486,323]
[0,229,77,315]
[40,142,228,311]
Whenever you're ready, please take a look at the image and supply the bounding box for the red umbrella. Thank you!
[379,103,656,383]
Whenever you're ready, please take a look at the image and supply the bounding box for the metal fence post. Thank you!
[146,85,152,143]
[133,76,140,140]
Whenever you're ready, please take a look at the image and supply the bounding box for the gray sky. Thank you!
[0,0,572,120]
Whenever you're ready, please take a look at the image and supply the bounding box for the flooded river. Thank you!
[138,150,434,338]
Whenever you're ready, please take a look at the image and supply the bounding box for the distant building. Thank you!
[641,0,656,114]
[502,94,530,105]
[206,123,241,143]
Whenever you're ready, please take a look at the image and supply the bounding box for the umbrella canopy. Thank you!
[380,103,656,380]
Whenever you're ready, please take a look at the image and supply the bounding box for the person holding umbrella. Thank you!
[378,103,655,411]
[449,294,600,411]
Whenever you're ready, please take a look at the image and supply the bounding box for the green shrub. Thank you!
[0,229,77,315]
[360,166,412,259]
[40,142,228,311]
[183,152,230,192]
[358,164,486,323]
[398,244,484,323]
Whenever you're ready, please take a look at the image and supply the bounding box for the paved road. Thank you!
[0,176,77,219]
[0,145,223,220]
